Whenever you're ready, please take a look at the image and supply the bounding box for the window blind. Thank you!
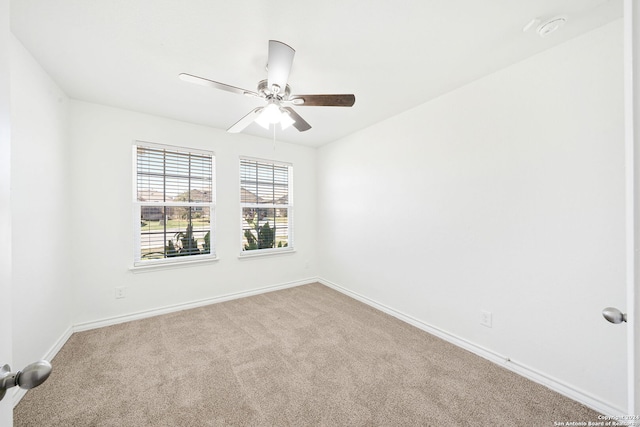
[135,144,215,263]
[240,158,292,252]
[137,146,212,202]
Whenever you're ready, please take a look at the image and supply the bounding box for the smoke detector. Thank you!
[537,16,567,37]
[523,16,568,37]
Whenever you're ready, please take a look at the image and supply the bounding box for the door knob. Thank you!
[0,360,52,402]
[602,307,628,324]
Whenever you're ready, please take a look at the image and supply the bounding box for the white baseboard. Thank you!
[73,277,319,332]
[318,277,625,417]
[13,325,73,408]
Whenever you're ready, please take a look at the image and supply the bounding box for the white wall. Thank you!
[68,101,317,325]
[10,36,73,372]
[318,20,627,412]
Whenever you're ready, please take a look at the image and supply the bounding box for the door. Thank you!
[0,0,13,424]
[625,0,640,415]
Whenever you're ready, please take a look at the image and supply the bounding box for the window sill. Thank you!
[130,256,219,273]
[238,248,296,259]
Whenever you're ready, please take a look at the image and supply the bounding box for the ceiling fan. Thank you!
[179,40,355,133]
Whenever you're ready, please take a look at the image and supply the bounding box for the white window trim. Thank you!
[239,156,294,257]
[237,248,295,259]
[132,141,217,268]
[130,254,219,273]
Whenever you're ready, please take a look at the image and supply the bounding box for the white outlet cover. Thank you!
[481,310,492,328]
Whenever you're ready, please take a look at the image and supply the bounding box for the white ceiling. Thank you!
[10,0,622,147]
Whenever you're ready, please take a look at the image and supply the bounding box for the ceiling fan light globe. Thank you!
[280,111,295,130]
[255,113,271,129]
[260,103,282,124]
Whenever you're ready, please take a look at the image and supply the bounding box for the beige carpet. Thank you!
[15,283,600,426]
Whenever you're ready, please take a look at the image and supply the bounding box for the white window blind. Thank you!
[134,143,215,265]
[240,158,293,253]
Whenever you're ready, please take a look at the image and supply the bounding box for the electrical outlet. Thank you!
[480,310,492,328]
[115,287,126,299]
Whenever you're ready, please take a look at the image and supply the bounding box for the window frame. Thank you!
[133,141,216,268]
[239,156,294,257]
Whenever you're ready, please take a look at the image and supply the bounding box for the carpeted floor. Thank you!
[14,283,601,426]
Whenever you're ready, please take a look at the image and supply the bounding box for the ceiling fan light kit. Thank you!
[254,102,295,130]
[180,40,355,135]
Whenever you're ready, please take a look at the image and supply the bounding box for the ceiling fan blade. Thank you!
[227,107,263,133]
[179,73,259,97]
[288,94,355,107]
[267,40,295,94]
[282,107,311,132]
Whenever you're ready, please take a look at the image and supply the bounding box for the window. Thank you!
[240,158,293,254]
[134,143,215,265]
